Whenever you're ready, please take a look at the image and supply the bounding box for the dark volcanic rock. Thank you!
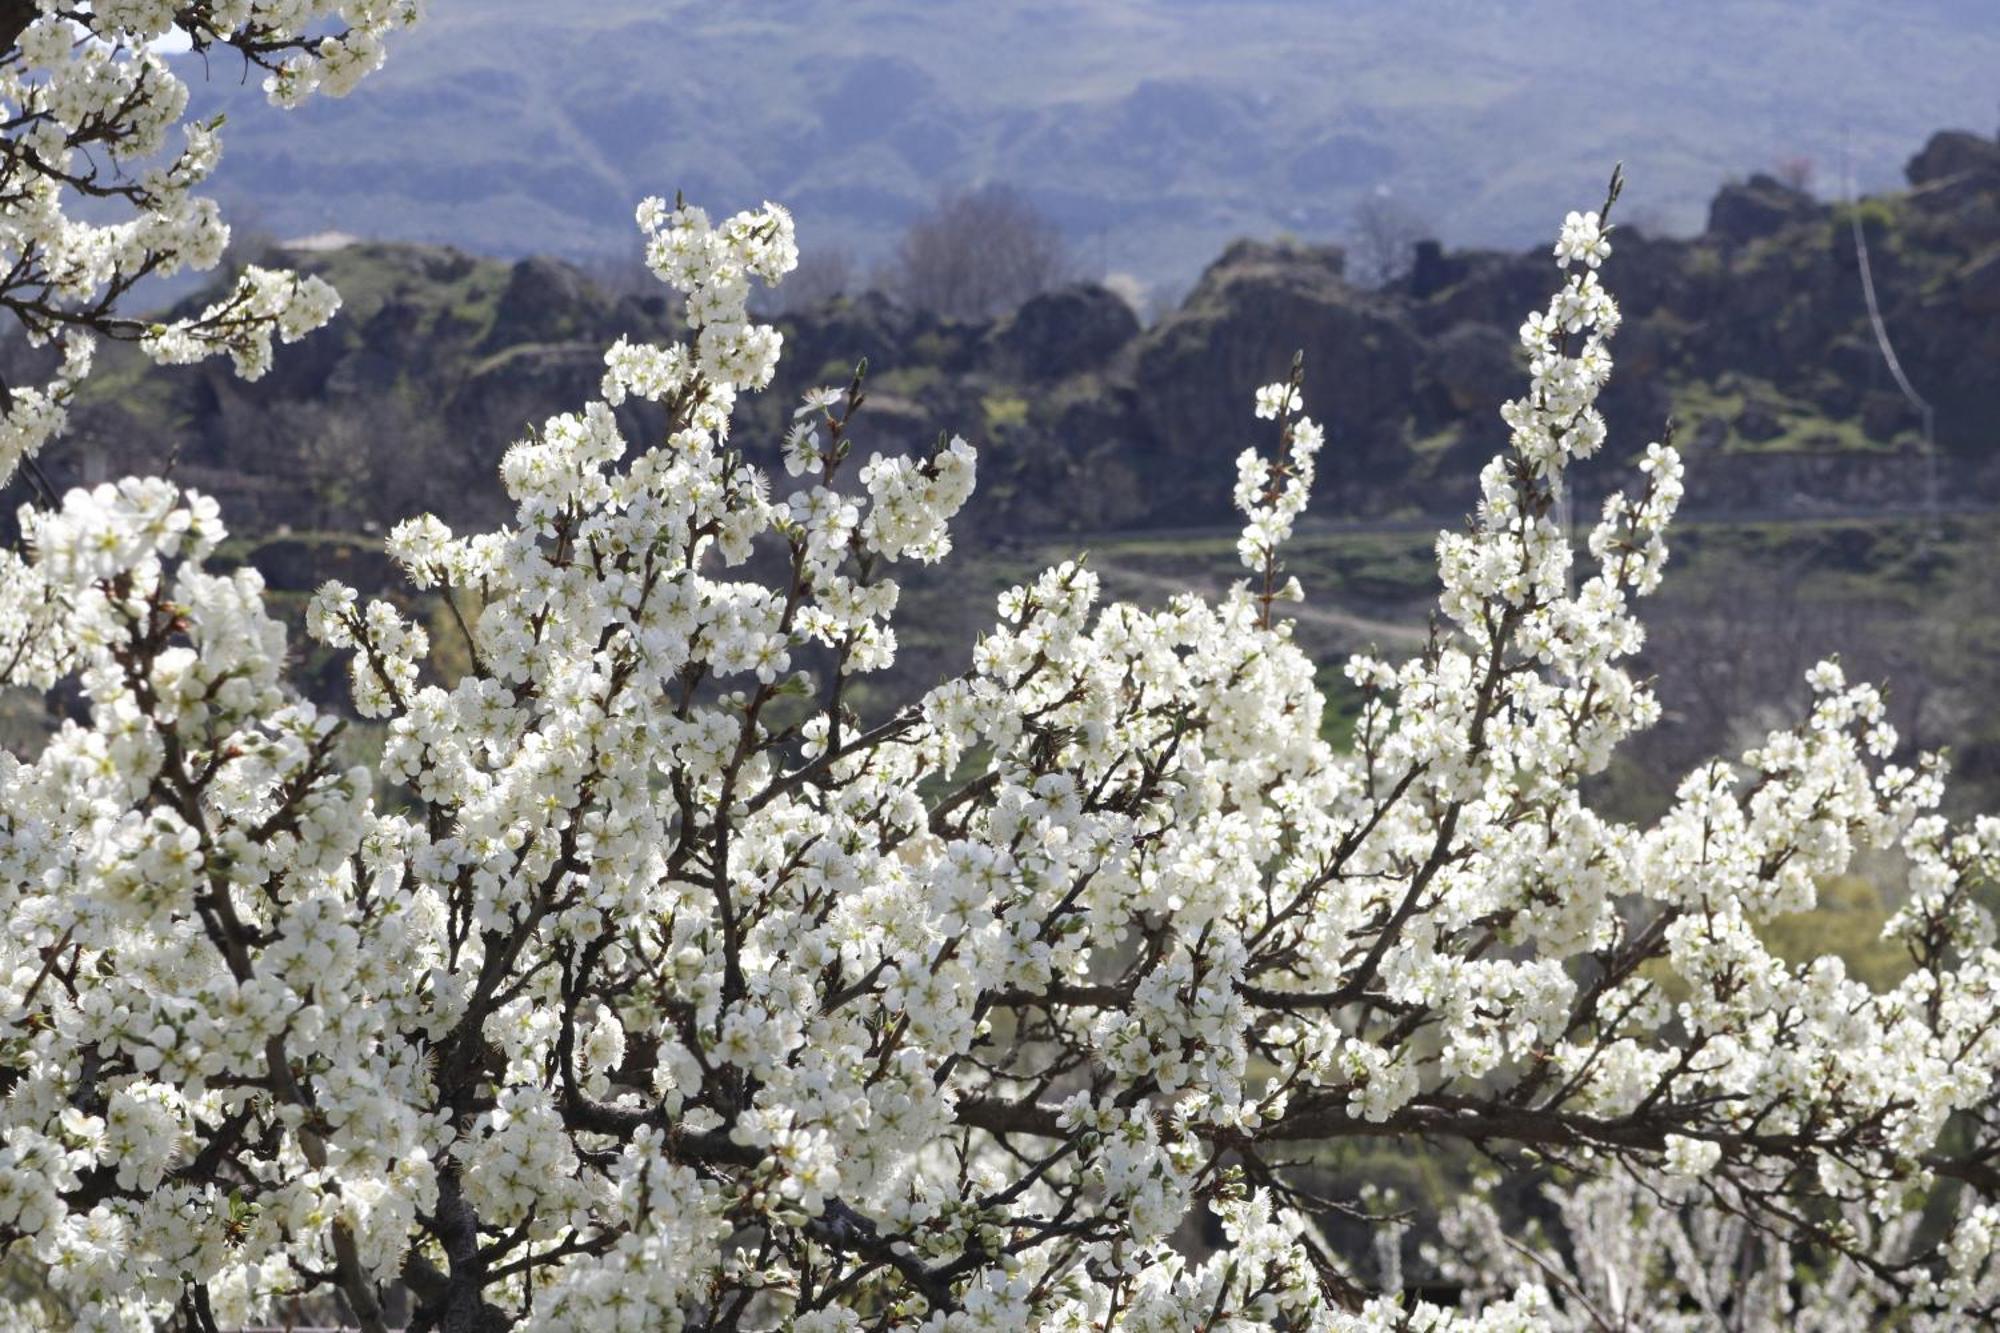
[1408,239,1466,300]
[984,283,1139,380]
[1413,249,1548,334]
[1425,322,1518,418]
[1861,391,1915,443]
[779,290,943,383]
[485,257,607,349]
[448,342,613,452]
[1960,247,2000,315]
[1734,401,1785,442]
[1707,173,1822,244]
[1903,131,2000,228]
[1135,237,1420,514]
[35,124,2000,545]
[243,534,397,594]
[1906,130,2000,188]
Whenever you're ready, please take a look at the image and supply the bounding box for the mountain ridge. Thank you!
[183,0,2000,293]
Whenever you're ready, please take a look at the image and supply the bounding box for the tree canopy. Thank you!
[3,12,2000,1333]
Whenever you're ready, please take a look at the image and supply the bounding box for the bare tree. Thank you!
[886,184,1071,321]
[1347,192,1432,288]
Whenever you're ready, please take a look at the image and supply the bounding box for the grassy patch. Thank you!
[1761,874,1911,990]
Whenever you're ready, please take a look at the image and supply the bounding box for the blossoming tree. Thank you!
[4,99,2000,1333]
[0,0,417,489]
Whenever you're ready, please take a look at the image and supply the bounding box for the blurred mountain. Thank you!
[188,0,2000,291]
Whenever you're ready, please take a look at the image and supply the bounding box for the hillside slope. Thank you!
[186,0,2000,288]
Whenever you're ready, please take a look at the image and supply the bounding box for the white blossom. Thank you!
[4,170,2000,1331]
[0,2,416,487]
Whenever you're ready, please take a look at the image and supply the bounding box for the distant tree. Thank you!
[1348,192,1433,288]
[886,184,1071,320]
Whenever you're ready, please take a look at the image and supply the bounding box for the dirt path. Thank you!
[1087,558,1430,648]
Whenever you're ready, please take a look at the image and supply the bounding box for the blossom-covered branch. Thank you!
[0,1,418,488]
[4,173,2000,1332]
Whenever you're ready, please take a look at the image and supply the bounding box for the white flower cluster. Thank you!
[1237,361,1325,615]
[6,175,2000,1332]
[0,2,417,487]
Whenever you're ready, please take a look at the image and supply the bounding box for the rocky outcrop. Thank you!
[1424,322,1518,418]
[484,256,611,350]
[1960,247,2000,315]
[1670,447,1948,515]
[778,291,970,383]
[29,126,2000,542]
[1134,238,1421,513]
[983,283,1139,380]
[449,343,616,452]
[1906,130,2000,188]
[1904,131,2000,229]
[1707,173,1823,244]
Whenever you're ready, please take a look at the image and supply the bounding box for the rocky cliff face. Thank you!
[21,128,1999,549]
[1098,130,2000,524]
